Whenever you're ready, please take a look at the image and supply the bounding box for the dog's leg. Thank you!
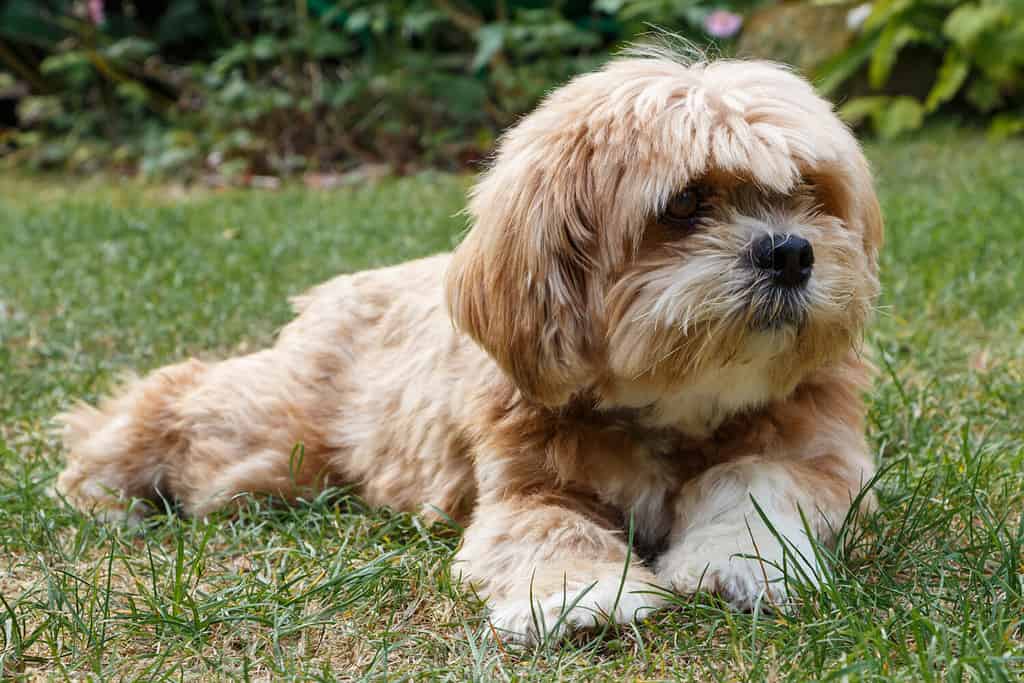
[56,350,334,521]
[455,497,667,644]
[655,449,875,610]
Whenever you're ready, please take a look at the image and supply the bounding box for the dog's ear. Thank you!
[445,126,596,407]
[808,148,884,272]
[853,155,884,265]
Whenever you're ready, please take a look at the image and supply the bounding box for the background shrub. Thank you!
[0,0,750,177]
[817,0,1024,139]
[0,0,1021,177]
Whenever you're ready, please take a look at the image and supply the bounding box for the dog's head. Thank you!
[446,53,882,427]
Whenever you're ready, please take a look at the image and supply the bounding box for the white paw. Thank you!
[487,577,664,645]
[658,526,820,611]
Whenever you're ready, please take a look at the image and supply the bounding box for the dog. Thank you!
[56,50,883,644]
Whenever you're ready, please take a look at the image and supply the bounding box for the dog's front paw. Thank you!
[487,575,664,645]
[657,527,819,611]
[661,549,789,610]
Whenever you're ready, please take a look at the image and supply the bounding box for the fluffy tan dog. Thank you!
[56,51,883,644]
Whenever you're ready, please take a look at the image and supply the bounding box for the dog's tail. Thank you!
[55,350,336,521]
[54,359,207,522]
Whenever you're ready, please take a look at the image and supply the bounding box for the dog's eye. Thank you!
[663,188,703,226]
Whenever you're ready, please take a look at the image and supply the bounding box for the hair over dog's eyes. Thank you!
[662,187,705,227]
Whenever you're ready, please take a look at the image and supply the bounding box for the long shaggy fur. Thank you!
[57,53,883,644]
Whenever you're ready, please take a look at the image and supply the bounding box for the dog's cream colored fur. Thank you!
[56,53,883,644]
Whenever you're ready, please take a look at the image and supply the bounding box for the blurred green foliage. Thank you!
[818,0,1024,139]
[0,0,1020,175]
[0,0,747,176]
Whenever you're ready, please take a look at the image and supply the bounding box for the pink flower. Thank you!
[704,10,742,39]
[88,0,105,25]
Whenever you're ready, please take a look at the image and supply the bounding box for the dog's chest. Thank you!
[648,365,778,437]
[603,349,785,439]
[573,415,716,555]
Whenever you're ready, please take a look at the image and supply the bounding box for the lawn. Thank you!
[1,129,1022,680]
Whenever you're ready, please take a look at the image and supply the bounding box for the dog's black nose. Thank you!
[752,234,814,288]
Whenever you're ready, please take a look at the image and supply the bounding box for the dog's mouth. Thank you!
[748,285,809,331]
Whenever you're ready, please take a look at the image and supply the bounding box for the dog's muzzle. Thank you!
[751,233,814,289]
[746,233,814,329]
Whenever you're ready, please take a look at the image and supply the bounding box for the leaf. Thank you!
[987,114,1024,140]
[838,96,890,126]
[863,0,913,32]
[966,78,1003,112]
[0,3,67,49]
[104,38,157,62]
[970,20,1024,85]
[39,51,94,89]
[924,50,969,112]
[141,145,197,177]
[471,23,506,73]
[115,81,149,105]
[944,4,1006,49]
[346,9,372,33]
[211,44,250,77]
[155,0,215,48]
[324,80,367,108]
[401,9,445,36]
[299,29,352,59]
[593,0,626,13]
[815,33,879,96]
[250,36,280,61]
[869,23,924,90]
[16,96,64,125]
[425,73,488,116]
[39,51,91,75]
[874,96,924,139]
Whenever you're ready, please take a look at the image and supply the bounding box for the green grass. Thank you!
[1,129,1022,680]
